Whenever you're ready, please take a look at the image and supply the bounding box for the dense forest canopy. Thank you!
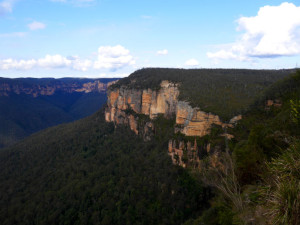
[0,109,210,225]
[112,68,294,120]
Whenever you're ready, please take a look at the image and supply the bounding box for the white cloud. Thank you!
[0,45,135,72]
[207,2,300,62]
[0,55,73,70]
[185,58,199,67]
[0,0,16,15]
[94,45,135,70]
[157,49,168,55]
[69,56,92,71]
[37,55,71,68]
[28,21,46,31]
[0,58,37,70]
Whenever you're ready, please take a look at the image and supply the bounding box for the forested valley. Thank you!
[0,69,299,225]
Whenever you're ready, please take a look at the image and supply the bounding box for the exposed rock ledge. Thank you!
[105,80,242,138]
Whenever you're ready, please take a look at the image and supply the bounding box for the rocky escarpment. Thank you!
[106,80,241,137]
[176,101,222,136]
[106,80,179,119]
[105,81,179,138]
[168,139,201,168]
[175,102,242,136]
[105,80,242,166]
[0,79,117,97]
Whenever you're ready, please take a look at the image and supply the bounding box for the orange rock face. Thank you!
[105,80,180,123]
[106,80,242,138]
[109,90,120,106]
[149,81,179,119]
[176,107,190,125]
[141,89,152,115]
[129,115,139,135]
[105,80,180,141]
[183,111,222,136]
[265,99,282,109]
[105,111,111,122]
[175,101,226,137]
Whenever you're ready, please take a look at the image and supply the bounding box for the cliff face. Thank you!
[0,80,117,97]
[105,80,242,167]
[176,101,223,136]
[105,81,179,136]
[106,80,179,119]
[105,80,241,138]
[168,139,201,168]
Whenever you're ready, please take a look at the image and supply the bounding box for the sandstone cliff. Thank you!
[105,80,241,138]
[105,80,242,167]
[105,81,179,137]
[105,80,179,119]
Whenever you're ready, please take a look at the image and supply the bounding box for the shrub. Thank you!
[263,140,300,225]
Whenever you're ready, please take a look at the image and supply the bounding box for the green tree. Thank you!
[290,99,300,125]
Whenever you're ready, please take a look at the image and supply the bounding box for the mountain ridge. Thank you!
[110,68,295,120]
[0,77,119,148]
[0,77,118,97]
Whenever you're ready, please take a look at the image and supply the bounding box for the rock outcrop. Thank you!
[168,139,201,168]
[106,80,241,138]
[105,80,242,166]
[105,81,179,139]
[105,80,179,120]
[105,81,179,138]
[265,99,282,110]
[175,101,223,136]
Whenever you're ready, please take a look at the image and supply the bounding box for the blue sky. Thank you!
[0,0,300,78]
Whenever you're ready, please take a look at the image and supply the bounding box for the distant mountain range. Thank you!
[0,77,118,148]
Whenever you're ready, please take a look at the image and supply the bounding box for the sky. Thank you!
[0,0,300,78]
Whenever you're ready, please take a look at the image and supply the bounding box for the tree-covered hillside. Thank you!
[112,68,294,120]
[185,70,300,224]
[0,109,210,225]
